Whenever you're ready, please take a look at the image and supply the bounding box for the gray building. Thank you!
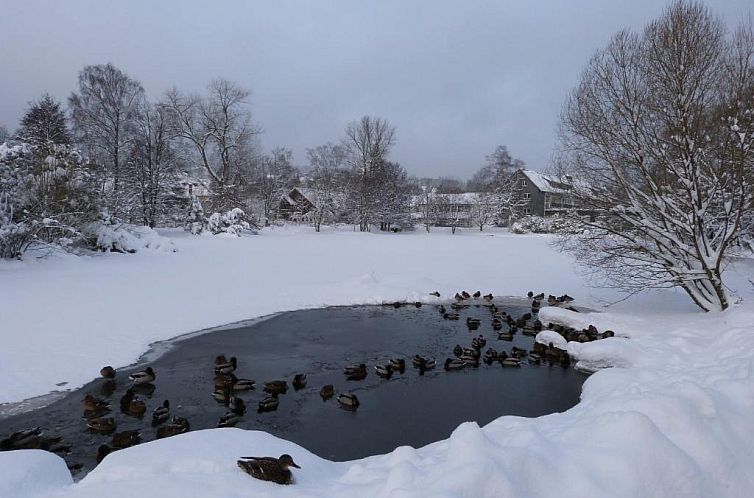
[511,169,588,217]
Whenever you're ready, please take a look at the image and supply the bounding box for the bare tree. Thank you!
[164,79,259,210]
[255,147,297,220]
[69,63,144,216]
[342,116,396,231]
[128,101,180,227]
[560,1,754,311]
[307,143,347,232]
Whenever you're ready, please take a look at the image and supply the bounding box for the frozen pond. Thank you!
[0,302,586,477]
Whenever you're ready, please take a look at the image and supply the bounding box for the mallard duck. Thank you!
[87,417,117,434]
[420,358,436,370]
[375,364,393,379]
[232,378,256,392]
[532,299,541,309]
[48,443,71,455]
[511,346,528,358]
[454,293,464,301]
[466,317,481,330]
[533,292,545,300]
[527,291,534,298]
[443,312,460,320]
[461,291,471,299]
[501,357,521,367]
[119,388,134,409]
[343,364,366,376]
[100,366,116,380]
[483,348,499,365]
[125,397,147,418]
[228,395,246,415]
[215,354,228,366]
[453,345,463,357]
[389,358,405,373]
[483,293,494,301]
[558,294,574,303]
[319,385,335,401]
[0,428,41,450]
[528,353,542,364]
[156,416,190,439]
[472,291,480,298]
[292,374,307,390]
[83,394,110,416]
[213,387,231,404]
[548,295,558,305]
[461,347,479,358]
[215,373,237,388]
[444,358,465,371]
[111,430,141,449]
[337,393,359,410]
[215,357,237,375]
[492,319,503,331]
[263,380,288,395]
[412,355,427,368]
[258,395,280,413]
[438,305,447,315]
[429,291,441,297]
[459,353,479,367]
[96,444,111,464]
[218,411,241,427]
[237,454,300,485]
[471,336,486,350]
[129,367,156,385]
[152,400,170,425]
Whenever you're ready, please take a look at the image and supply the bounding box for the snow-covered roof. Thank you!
[520,169,585,194]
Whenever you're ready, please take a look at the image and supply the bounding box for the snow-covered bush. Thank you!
[83,215,175,253]
[0,141,98,258]
[510,214,587,235]
[206,208,251,236]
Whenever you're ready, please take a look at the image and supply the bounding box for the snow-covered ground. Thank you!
[1,225,753,497]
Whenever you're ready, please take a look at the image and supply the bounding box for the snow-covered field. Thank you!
[1,226,753,497]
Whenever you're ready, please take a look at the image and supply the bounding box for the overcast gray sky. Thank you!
[0,0,750,178]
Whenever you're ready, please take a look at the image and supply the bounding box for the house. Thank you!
[511,169,589,217]
[411,192,492,228]
[279,187,316,221]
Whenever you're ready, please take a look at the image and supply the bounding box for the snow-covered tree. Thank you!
[164,79,259,211]
[17,94,71,149]
[69,63,145,217]
[470,192,496,231]
[342,116,396,231]
[559,0,754,311]
[306,143,347,232]
[254,147,298,220]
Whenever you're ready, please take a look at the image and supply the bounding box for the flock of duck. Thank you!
[0,289,616,485]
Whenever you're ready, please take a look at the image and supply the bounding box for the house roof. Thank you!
[520,169,585,194]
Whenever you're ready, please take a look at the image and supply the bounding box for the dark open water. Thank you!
[0,302,586,478]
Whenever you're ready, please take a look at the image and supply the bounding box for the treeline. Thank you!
[0,62,526,256]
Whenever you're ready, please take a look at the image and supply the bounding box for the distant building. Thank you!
[411,192,491,228]
[279,187,316,221]
[511,169,589,217]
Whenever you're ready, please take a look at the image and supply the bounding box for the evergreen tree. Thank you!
[17,94,70,150]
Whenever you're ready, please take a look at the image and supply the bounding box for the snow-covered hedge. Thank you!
[511,214,586,235]
[206,208,251,236]
[82,216,175,253]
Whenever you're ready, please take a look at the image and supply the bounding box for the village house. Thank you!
[278,187,316,221]
[511,169,589,217]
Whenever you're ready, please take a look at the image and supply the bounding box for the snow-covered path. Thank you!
[1,226,753,498]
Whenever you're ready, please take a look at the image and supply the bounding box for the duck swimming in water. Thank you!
[128,367,156,385]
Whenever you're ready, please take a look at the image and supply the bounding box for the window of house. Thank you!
[520,179,528,187]
[523,192,531,200]
[524,207,531,215]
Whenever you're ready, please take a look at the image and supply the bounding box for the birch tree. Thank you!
[560,0,754,311]
[69,63,144,216]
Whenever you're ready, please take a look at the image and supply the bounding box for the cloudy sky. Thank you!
[0,0,750,178]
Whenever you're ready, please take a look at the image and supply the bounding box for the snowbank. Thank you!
[0,450,72,498]
[2,226,754,497]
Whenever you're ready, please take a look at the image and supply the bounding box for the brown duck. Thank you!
[237,454,300,485]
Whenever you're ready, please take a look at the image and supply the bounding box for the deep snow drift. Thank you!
[1,226,753,498]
